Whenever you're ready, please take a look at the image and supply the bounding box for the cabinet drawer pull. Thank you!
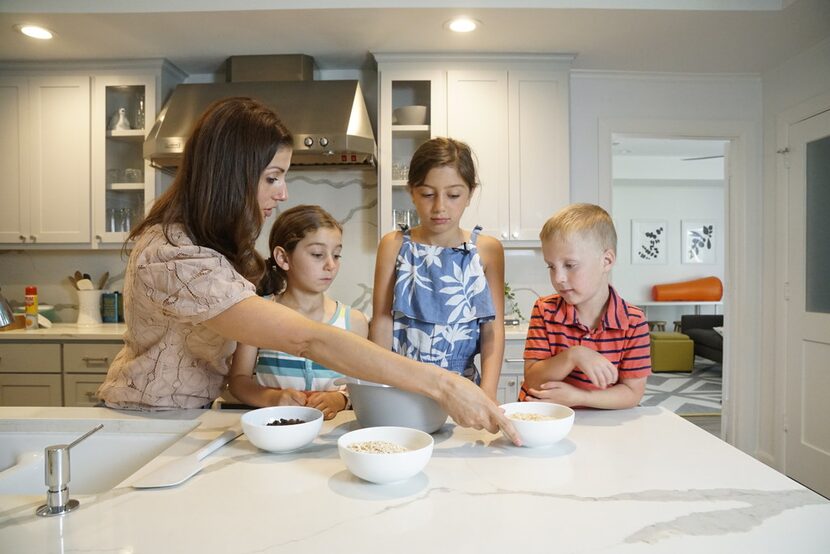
[85,391,98,400]
[504,358,524,363]
[82,356,109,366]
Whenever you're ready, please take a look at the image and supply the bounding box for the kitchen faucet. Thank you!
[0,286,14,328]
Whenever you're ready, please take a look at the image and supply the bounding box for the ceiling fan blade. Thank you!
[681,155,725,161]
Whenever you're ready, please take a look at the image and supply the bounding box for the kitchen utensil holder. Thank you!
[76,290,103,326]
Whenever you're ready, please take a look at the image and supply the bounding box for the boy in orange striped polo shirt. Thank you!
[520,204,651,409]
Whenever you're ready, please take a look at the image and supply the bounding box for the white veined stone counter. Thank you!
[1,406,828,553]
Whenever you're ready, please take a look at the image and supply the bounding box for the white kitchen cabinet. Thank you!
[376,69,446,237]
[0,343,63,406]
[497,373,521,405]
[63,374,106,407]
[449,69,570,241]
[63,341,122,407]
[0,60,184,249]
[0,339,122,406]
[497,337,526,404]
[0,374,63,406]
[0,75,90,244]
[91,74,159,245]
[375,54,571,245]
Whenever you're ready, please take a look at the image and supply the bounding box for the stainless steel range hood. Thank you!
[144,55,376,169]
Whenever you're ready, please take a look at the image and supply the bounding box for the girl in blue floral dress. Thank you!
[370,138,505,401]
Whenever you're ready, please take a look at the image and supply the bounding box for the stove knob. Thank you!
[319,137,329,147]
[303,137,314,147]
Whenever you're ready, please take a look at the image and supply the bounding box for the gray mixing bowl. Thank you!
[345,379,448,434]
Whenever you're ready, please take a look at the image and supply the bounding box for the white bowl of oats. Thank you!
[499,402,575,448]
[338,426,434,484]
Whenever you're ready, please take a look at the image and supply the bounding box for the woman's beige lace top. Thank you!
[97,224,256,410]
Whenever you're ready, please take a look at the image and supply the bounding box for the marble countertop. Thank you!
[1,406,828,552]
[0,323,126,341]
[0,323,520,342]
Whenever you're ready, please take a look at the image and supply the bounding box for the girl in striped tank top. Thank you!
[228,205,368,419]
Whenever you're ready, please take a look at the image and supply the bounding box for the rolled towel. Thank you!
[651,276,723,301]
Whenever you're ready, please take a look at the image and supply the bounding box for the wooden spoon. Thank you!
[68,275,78,290]
[74,270,83,283]
[98,271,109,290]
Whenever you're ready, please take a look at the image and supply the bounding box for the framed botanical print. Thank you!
[631,219,667,264]
[682,220,716,264]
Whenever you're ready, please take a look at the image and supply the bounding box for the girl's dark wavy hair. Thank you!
[407,136,478,192]
[126,97,293,284]
[258,205,342,296]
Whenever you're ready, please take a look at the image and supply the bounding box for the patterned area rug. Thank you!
[641,361,722,416]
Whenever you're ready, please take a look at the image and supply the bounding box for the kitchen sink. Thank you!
[0,417,198,495]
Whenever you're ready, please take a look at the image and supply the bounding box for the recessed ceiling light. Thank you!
[446,17,479,33]
[15,24,54,40]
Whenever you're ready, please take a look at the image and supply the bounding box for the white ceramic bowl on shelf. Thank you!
[392,105,428,125]
[499,402,575,448]
[338,426,434,484]
[241,406,323,453]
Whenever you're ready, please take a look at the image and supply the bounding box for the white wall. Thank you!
[613,179,725,305]
[759,36,830,470]
[570,71,762,204]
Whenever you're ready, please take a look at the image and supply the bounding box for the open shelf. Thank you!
[106,129,145,142]
[107,182,144,191]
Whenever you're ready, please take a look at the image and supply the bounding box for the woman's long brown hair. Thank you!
[127,97,293,284]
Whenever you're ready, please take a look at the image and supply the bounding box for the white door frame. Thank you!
[598,117,761,454]
[775,92,830,471]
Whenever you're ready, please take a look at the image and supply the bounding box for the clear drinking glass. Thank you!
[124,168,143,183]
[107,208,119,233]
[119,208,133,232]
[134,93,145,130]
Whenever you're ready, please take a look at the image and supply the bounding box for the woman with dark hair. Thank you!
[97,98,517,443]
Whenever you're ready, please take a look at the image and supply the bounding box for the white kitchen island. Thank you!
[1,406,828,553]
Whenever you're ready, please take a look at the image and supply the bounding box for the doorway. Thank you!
[597,117,760,453]
[611,136,727,435]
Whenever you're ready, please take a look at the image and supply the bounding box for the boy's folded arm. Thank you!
[572,376,647,409]
[523,349,575,390]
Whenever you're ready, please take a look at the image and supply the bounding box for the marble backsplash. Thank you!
[0,168,550,323]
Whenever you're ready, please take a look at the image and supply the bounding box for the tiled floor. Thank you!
[684,415,721,438]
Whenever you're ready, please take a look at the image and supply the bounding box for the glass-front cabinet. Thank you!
[377,69,446,237]
[375,54,571,247]
[91,75,157,245]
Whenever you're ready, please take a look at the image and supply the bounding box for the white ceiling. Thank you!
[612,137,728,159]
[1,0,828,75]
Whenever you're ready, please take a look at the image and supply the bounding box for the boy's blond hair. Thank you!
[539,203,617,253]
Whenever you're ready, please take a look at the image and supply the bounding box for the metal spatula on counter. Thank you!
[132,426,243,489]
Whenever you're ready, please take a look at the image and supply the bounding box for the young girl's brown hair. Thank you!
[128,97,293,284]
[407,137,479,192]
[258,205,343,296]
